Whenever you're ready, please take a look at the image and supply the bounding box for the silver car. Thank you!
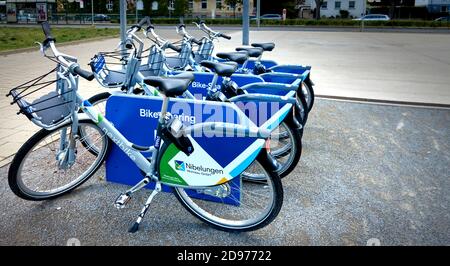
[252,14,282,21]
[353,14,390,21]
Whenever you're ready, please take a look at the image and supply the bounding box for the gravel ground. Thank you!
[0,99,449,246]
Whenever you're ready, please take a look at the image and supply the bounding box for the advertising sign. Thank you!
[6,3,16,23]
[36,3,47,22]
[105,95,264,205]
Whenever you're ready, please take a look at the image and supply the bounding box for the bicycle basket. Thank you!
[7,66,74,129]
[195,40,214,63]
[164,40,191,70]
[89,49,130,88]
[140,45,165,77]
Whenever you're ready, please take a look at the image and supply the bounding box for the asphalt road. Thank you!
[214,29,450,106]
[1,99,449,246]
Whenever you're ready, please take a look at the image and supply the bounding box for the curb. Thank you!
[317,95,450,109]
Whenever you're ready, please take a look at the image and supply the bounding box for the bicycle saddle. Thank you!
[171,72,195,81]
[200,61,238,77]
[215,52,249,65]
[251,42,275,52]
[235,47,263,58]
[144,75,193,97]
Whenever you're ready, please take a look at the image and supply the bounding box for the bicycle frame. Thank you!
[55,71,267,191]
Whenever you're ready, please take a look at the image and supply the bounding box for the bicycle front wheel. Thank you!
[173,149,283,232]
[8,119,109,201]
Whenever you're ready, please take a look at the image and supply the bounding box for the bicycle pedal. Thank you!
[114,193,131,209]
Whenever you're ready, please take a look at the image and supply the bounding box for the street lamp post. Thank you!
[91,0,94,26]
[120,0,127,50]
[242,0,249,45]
[257,0,260,28]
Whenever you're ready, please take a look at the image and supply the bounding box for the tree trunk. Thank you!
[314,0,321,19]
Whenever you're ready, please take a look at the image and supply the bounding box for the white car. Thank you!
[353,14,390,21]
[251,14,282,21]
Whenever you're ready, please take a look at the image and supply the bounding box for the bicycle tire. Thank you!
[271,121,302,179]
[79,92,112,155]
[166,145,283,233]
[303,81,315,112]
[8,119,109,201]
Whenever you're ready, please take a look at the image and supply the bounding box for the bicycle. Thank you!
[136,18,311,124]
[6,22,284,233]
[182,18,315,113]
[87,18,303,178]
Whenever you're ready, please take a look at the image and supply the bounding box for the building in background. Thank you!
[188,0,255,18]
[415,0,450,13]
[308,0,367,18]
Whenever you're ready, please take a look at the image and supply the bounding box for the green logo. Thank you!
[175,160,185,171]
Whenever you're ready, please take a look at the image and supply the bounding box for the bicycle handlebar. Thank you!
[134,16,150,30]
[167,42,181,53]
[177,24,202,45]
[191,37,203,45]
[41,22,55,44]
[193,20,231,41]
[73,65,95,81]
[40,22,94,81]
[218,32,231,40]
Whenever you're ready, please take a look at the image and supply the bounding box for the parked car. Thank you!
[353,14,390,21]
[17,13,37,22]
[435,16,450,22]
[251,14,282,20]
[87,14,111,22]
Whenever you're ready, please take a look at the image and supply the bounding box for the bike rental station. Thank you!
[6,0,315,234]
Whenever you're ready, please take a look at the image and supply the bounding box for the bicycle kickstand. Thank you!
[128,181,162,233]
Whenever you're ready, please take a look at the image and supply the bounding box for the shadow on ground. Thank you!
[0,99,449,245]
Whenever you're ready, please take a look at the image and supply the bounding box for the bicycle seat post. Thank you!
[159,94,169,125]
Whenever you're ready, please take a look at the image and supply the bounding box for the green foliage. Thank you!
[0,27,119,52]
[339,10,350,19]
[174,0,190,17]
[117,17,449,28]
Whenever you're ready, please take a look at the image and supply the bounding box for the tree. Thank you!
[224,0,243,18]
[174,0,189,17]
[314,0,323,19]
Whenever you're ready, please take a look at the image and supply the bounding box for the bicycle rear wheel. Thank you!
[8,119,109,201]
[172,148,283,232]
[302,81,314,112]
[268,121,302,178]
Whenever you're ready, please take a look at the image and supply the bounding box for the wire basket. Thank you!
[195,40,214,63]
[164,41,191,70]
[7,66,74,129]
[89,49,130,88]
[140,45,166,77]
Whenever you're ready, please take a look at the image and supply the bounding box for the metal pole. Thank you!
[91,0,94,26]
[136,2,138,23]
[120,0,127,45]
[242,0,249,45]
[257,0,260,28]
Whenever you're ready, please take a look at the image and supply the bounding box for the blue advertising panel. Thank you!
[184,72,264,99]
[104,94,265,206]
